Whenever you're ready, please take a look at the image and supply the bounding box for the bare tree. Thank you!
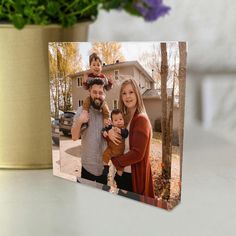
[159,42,180,200]
[57,42,82,111]
[139,44,161,89]
[161,43,171,178]
[48,43,82,115]
[49,42,60,118]
[178,42,187,199]
[91,42,125,65]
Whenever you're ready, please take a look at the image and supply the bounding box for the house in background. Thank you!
[69,60,180,143]
[70,60,154,111]
[143,89,180,138]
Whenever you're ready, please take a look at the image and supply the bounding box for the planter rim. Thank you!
[0,21,92,29]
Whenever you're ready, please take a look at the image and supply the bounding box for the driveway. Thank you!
[60,135,82,179]
[53,133,181,206]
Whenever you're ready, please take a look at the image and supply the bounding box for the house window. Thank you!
[78,100,83,107]
[78,76,83,87]
[113,100,118,109]
[114,70,119,80]
[140,80,144,89]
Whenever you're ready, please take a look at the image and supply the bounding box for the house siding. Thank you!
[71,62,154,116]
[72,76,88,111]
[133,68,151,94]
[143,98,180,132]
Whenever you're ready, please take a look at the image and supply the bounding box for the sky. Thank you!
[79,42,158,72]
[78,42,179,76]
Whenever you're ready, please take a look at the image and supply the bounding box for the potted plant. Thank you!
[0,1,170,29]
[0,0,170,169]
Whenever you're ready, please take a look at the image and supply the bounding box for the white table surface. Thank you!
[1,124,236,236]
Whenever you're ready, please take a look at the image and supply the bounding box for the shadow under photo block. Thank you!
[49,41,187,210]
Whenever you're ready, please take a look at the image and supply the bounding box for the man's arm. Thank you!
[71,110,88,141]
[71,119,82,141]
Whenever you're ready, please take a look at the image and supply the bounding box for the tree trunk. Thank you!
[178,42,187,199]
[160,43,171,179]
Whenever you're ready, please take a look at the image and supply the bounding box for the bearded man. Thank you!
[71,79,108,184]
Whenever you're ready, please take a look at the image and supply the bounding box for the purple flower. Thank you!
[134,0,171,21]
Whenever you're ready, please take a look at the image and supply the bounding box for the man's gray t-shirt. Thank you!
[73,106,107,176]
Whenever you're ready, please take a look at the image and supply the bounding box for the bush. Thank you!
[0,0,170,29]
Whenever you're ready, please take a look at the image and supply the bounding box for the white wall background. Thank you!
[90,0,236,71]
[88,0,236,142]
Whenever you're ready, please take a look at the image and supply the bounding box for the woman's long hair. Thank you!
[119,78,146,117]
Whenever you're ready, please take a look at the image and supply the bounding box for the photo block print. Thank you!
[49,42,187,210]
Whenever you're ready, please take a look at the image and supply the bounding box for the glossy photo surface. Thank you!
[49,42,187,210]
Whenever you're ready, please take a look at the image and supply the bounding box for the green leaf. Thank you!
[39,15,49,25]
[124,3,141,17]
[14,0,26,12]
[32,14,42,24]
[46,1,60,16]
[12,13,26,29]
[61,15,77,28]
[37,5,45,12]
[0,6,4,17]
[28,0,38,5]
[24,6,33,17]
[102,0,123,10]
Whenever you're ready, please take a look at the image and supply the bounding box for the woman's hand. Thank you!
[113,127,121,134]
[108,127,121,145]
[102,131,108,138]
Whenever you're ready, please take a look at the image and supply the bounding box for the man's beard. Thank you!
[91,98,103,110]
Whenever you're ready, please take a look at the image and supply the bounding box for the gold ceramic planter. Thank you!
[0,22,90,169]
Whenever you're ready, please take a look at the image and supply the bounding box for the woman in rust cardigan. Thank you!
[110,79,154,198]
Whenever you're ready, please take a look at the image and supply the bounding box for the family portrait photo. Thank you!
[49,41,187,210]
